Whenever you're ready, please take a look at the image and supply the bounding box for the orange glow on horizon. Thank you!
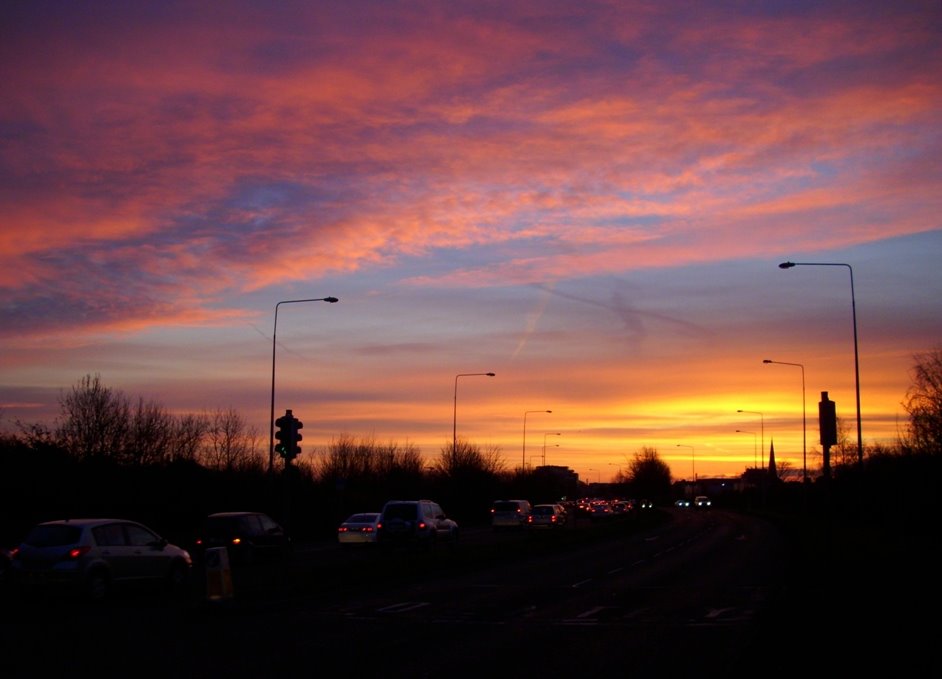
[1,3,938,485]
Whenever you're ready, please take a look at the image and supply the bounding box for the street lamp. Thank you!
[522,410,552,470]
[269,296,339,476]
[764,359,807,484]
[453,372,495,454]
[676,444,695,480]
[542,432,561,466]
[779,261,863,469]
[736,429,758,469]
[737,410,764,469]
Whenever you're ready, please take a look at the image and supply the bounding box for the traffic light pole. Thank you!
[268,296,338,476]
[274,408,304,545]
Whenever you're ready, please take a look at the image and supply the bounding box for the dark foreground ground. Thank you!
[729,508,941,676]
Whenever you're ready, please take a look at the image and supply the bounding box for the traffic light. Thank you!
[275,409,303,461]
[818,391,837,447]
[289,416,302,459]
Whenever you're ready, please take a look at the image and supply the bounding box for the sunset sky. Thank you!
[2,1,940,482]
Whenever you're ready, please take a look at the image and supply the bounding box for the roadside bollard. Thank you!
[204,546,233,601]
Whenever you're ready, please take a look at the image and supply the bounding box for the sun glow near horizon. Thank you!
[1,2,939,483]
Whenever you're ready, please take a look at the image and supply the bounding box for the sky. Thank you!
[2,1,941,483]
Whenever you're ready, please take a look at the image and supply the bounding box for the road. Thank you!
[2,508,808,678]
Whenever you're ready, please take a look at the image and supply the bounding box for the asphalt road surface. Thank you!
[2,508,936,678]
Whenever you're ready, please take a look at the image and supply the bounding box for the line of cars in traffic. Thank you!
[674,495,712,509]
[336,497,572,549]
[577,497,656,521]
[338,499,459,548]
[489,497,664,530]
[6,498,465,600]
[6,493,678,600]
[4,510,292,602]
[490,499,577,530]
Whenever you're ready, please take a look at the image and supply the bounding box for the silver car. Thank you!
[337,512,381,546]
[490,499,532,530]
[527,503,568,529]
[376,500,459,549]
[11,518,192,600]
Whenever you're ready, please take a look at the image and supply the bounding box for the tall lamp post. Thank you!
[764,359,807,484]
[736,429,758,469]
[269,296,339,476]
[542,432,561,466]
[453,372,495,454]
[522,410,552,470]
[675,444,695,480]
[779,261,862,469]
[737,410,764,469]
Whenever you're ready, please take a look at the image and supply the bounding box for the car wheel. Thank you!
[86,570,110,601]
[168,561,189,590]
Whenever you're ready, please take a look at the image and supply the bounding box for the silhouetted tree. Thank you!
[313,434,426,518]
[434,439,504,521]
[624,446,672,500]
[57,374,130,460]
[126,397,177,465]
[434,438,505,476]
[775,459,801,482]
[373,439,424,477]
[169,413,209,463]
[55,374,209,466]
[832,415,857,470]
[904,348,942,454]
[13,418,58,452]
[201,407,261,472]
[318,433,424,482]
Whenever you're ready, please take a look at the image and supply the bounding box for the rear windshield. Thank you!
[382,504,417,520]
[348,514,378,523]
[532,506,553,515]
[203,516,255,537]
[492,502,524,512]
[25,524,83,547]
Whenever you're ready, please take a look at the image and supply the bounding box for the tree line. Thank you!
[2,349,940,544]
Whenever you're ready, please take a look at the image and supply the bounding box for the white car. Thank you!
[490,499,532,530]
[527,504,568,529]
[337,512,381,545]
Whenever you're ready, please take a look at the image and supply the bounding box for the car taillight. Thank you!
[68,546,91,559]
[231,537,242,546]
[417,521,427,530]
[362,527,374,533]
[338,527,348,533]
